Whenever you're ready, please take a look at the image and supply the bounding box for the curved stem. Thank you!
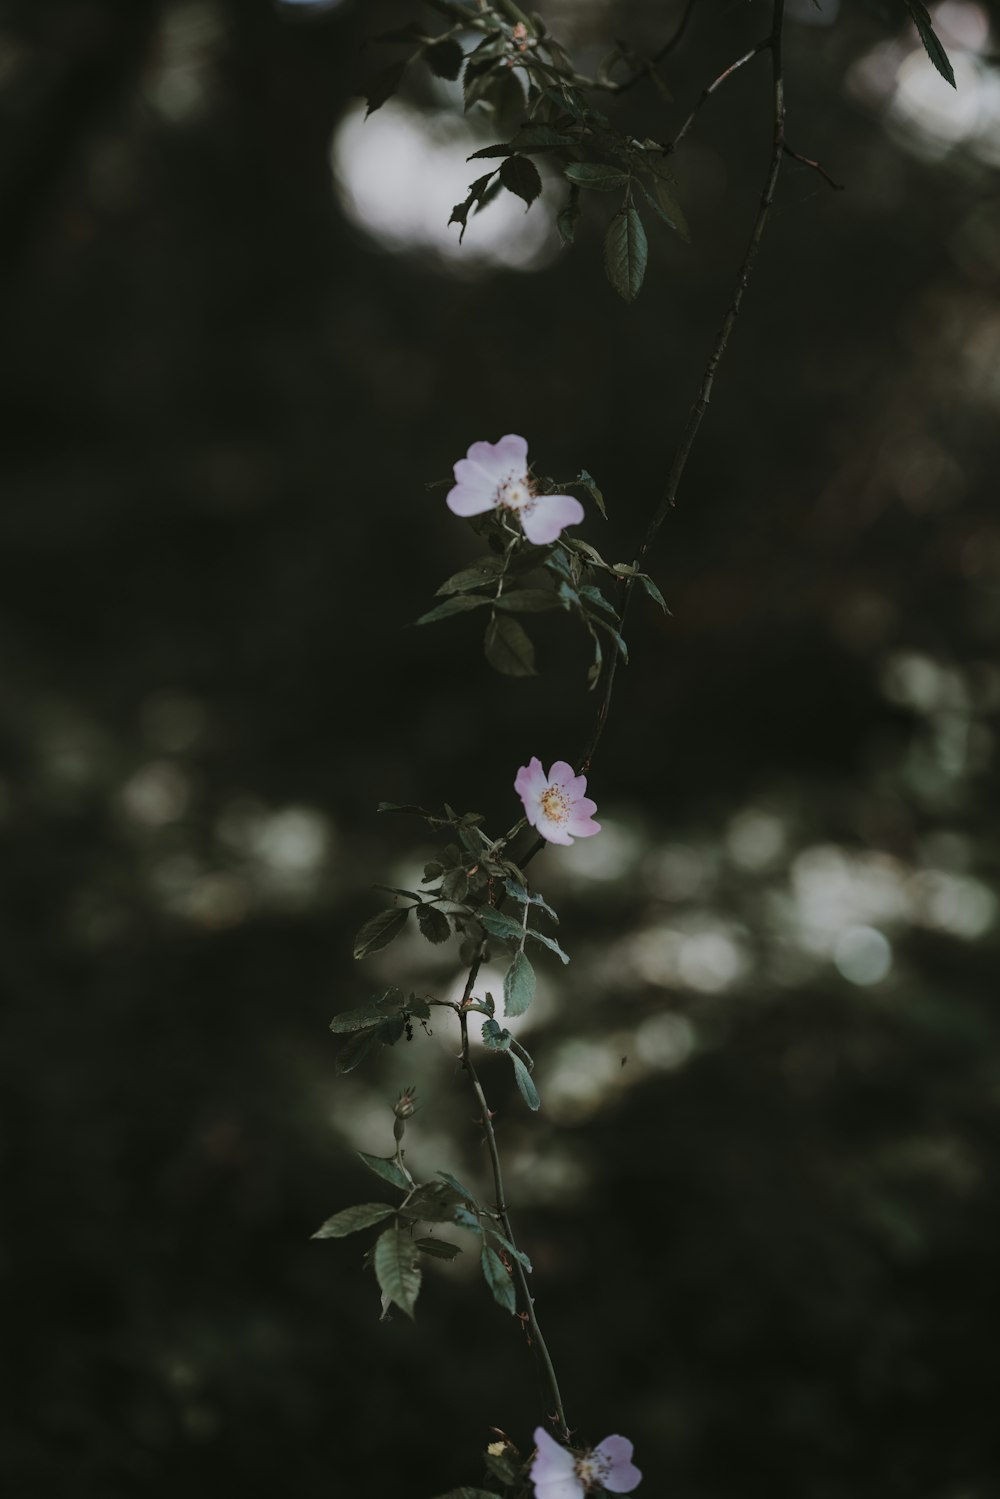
[458,1004,569,1441]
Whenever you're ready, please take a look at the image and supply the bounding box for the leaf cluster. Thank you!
[313,1154,530,1322]
[420,484,665,682]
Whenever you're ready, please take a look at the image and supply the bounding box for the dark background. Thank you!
[2,1,999,1496]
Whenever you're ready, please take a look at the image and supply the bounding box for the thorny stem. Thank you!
[578,0,787,777]
[663,39,770,156]
[457,983,570,1441]
[445,0,789,1444]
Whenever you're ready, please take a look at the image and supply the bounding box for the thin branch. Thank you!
[783,142,845,191]
[663,38,770,156]
[613,0,701,95]
[458,1004,570,1442]
[578,0,787,776]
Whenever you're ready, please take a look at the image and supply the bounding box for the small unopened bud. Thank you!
[393,1086,417,1121]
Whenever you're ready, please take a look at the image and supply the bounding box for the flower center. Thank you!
[495,473,537,516]
[540,785,570,823]
[574,1452,611,1490]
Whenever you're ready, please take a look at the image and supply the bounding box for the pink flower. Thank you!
[531,1426,642,1497]
[446,434,584,545]
[515,758,600,847]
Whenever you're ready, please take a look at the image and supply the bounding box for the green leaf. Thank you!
[638,178,690,241]
[481,1018,511,1051]
[502,878,559,923]
[503,950,536,1017]
[595,617,629,662]
[312,1203,396,1239]
[436,557,504,595]
[484,613,536,676]
[485,1224,532,1270]
[437,1170,478,1206]
[467,142,514,160]
[495,588,561,612]
[335,1029,378,1074]
[463,56,498,111]
[374,1226,422,1318]
[375,1013,405,1047]
[363,58,409,117]
[637,572,668,611]
[579,584,618,618]
[513,124,582,151]
[604,205,648,303]
[564,162,629,191]
[424,37,464,80]
[353,906,409,959]
[526,927,570,965]
[400,1181,463,1222]
[357,1152,410,1191]
[499,154,542,207]
[904,0,956,87]
[576,468,607,519]
[414,1236,463,1260]
[479,908,525,944]
[454,1204,482,1232]
[481,1242,517,1313]
[557,184,581,246]
[510,1053,541,1111]
[407,993,431,1020]
[416,904,451,945]
[440,867,470,904]
[431,1489,501,1499]
[417,595,491,625]
[330,1001,394,1034]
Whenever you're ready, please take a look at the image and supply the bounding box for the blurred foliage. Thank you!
[1,1,999,1497]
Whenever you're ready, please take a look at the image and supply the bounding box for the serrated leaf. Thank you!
[376,1013,405,1047]
[595,616,629,662]
[358,1152,410,1191]
[502,878,559,923]
[330,1002,390,1034]
[904,0,956,87]
[485,1224,532,1270]
[467,142,514,160]
[579,583,618,618]
[577,468,607,518]
[424,37,463,80]
[437,1170,478,1205]
[503,950,536,1017]
[431,1489,501,1499]
[353,906,409,959]
[484,613,536,676]
[407,993,431,1020]
[436,559,504,596]
[638,175,690,241]
[441,866,470,903]
[637,572,668,611]
[479,908,525,944]
[400,1181,463,1222]
[499,154,542,207]
[495,588,561,612]
[335,1028,378,1074]
[484,1446,520,1486]
[481,1018,511,1051]
[510,1053,540,1111]
[513,124,582,151]
[604,205,648,302]
[564,162,629,190]
[414,1236,463,1259]
[557,184,581,245]
[363,58,409,117]
[417,595,491,625]
[463,56,497,111]
[481,1242,517,1313]
[312,1203,396,1239]
[526,927,570,964]
[374,1226,421,1318]
[416,904,451,945]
